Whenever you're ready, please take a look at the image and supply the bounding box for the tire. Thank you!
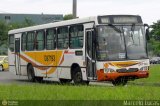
[27,65,35,82]
[35,77,43,83]
[72,67,83,84]
[1,65,4,71]
[112,77,128,86]
[72,67,89,85]
[0,65,2,71]
[60,79,71,84]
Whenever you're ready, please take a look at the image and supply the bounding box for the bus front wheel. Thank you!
[112,77,128,86]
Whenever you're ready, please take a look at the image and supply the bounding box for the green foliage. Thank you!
[0,19,35,54]
[63,14,74,20]
[0,21,9,46]
[151,20,160,40]
[149,20,160,56]
[148,38,160,56]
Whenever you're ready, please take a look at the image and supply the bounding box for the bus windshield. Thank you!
[96,25,147,61]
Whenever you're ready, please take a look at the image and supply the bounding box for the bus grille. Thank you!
[116,68,138,73]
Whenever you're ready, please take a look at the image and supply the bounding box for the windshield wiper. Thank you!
[131,23,135,33]
[130,23,135,44]
[108,24,122,33]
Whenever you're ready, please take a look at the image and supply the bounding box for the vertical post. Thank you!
[73,0,77,18]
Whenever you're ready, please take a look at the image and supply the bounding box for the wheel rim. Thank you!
[76,72,82,82]
[74,72,82,83]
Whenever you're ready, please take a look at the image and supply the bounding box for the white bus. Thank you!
[8,15,150,85]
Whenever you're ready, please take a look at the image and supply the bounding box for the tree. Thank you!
[148,20,160,56]
[0,21,9,46]
[0,19,35,54]
[150,20,160,40]
[22,17,35,27]
[63,14,74,20]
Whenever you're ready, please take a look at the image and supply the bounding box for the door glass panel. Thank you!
[87,31,92,58]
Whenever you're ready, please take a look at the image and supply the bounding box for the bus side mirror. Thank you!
[144,24,150,41]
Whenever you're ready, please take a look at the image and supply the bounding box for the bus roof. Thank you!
[8,15,141,34]
[8,16,97,34]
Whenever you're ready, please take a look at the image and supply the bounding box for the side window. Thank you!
[69,25,84,48]
[36,30,45,50]
[9,34,14,52]
[46,29,56,50]
[26,32,35,51]
[57,27,69,49]
[21,33,26,51]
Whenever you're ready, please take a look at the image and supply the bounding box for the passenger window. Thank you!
[9,34,14,52]
[57,27,69,49]
[21,33,26,51]
[26,32,35,51]
[69,25,84,48]
[36,30,45,50]
[46,29,56,50]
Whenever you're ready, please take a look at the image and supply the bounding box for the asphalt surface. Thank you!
[0,71,29,84]
[0,71,113,86]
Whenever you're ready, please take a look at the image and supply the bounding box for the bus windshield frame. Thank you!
[96,24,148,61]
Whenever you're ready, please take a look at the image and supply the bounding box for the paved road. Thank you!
[0,71,113,86]
[0,71,32,84]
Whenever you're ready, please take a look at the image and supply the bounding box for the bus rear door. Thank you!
[15,34,21,75]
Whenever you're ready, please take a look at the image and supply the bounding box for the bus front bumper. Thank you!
[97,70,149,81]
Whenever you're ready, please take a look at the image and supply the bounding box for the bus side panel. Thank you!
[57,50,71,79]
[58,49,85,80]
[8,49,16,74]
[35,51,58,78]
[19,52,29,76]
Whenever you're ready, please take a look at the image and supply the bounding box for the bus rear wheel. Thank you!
[0,65,4,71]
[112,77,128,86]
[27,65,35,82]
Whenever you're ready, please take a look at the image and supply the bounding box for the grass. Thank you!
[0,65,160,100]
[0,84,160,100]
[132,64,160,84]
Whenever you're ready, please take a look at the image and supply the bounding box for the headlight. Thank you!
[104,68,115,73]
[140,66,148,71]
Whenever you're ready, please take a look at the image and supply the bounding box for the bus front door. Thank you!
[15,37,21,75]
[86,30,96,80]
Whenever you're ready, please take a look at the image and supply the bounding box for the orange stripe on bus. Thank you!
[16,53,49,70]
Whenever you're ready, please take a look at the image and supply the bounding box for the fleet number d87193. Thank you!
[44,55,55,62]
